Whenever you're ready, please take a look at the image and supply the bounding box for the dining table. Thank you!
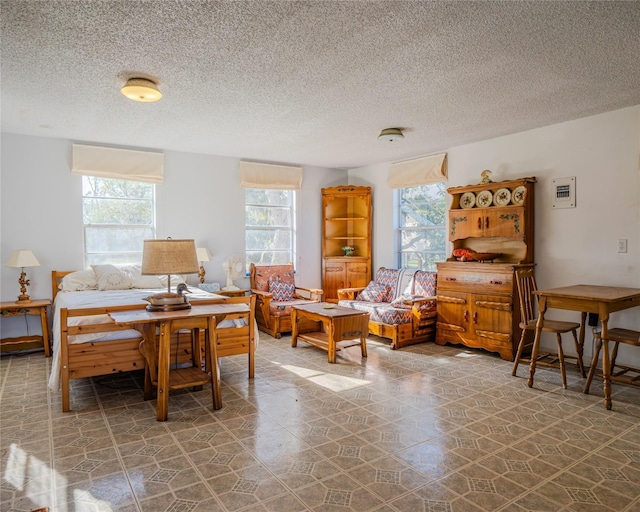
[528,284,640,409]
[109,303,250,421]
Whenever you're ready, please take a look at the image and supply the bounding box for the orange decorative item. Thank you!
[452,248,477,261]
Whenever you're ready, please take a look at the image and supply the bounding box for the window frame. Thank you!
[396,181,447,271]
[82,175,156,267]
[245,188,297,269]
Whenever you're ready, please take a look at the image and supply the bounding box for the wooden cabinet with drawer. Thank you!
[436,261,533,361]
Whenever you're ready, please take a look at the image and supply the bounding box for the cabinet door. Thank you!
[472,295,513,340]
[484,207,525,240]
[449,211,483,241]
[345,261,369,289]
[324,261,346,301]
[436,291,469,338]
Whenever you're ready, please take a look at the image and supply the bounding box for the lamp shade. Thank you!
[141,239,199,275]
[5,250,40,268]
[196,247,212,262]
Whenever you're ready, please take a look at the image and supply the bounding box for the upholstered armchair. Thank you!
[249,263,323,338]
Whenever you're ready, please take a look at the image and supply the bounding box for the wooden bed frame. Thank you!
[52,270,256,412]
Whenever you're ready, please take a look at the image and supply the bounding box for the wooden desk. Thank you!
[0,299,51,357]
[529,285,640,409]
[110,303,249,421]
[291,303,369,363]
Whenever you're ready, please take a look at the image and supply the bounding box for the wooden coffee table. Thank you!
[291,303,369,363]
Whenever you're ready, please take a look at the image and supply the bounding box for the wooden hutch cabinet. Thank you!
[436,177,535,361]
[322,186,372,302]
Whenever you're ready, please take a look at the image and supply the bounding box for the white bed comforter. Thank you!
[48,288,242,391]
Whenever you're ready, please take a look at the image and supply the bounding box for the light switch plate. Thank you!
[618,239,628,253]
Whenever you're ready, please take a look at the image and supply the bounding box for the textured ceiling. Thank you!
[2,1,640,170]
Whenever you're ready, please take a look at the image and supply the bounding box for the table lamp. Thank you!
[141,238,199,311]
[196,247,212,284]
[5,249,40,303]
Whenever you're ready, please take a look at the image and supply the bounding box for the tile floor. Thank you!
[2,334,640,512]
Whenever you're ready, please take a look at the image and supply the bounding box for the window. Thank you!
[82,176,155,266]
[397,182,447,271]
[245,189,296,267]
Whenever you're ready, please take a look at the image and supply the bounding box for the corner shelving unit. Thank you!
[321,185,372,302]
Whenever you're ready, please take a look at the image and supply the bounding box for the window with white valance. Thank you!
[240,161,301,268]
[391,153,448,271]
[72,144,159,266]
[72,144,164,184]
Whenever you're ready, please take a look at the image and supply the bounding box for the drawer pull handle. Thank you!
[464,310,469,322]
[473,311,478,323]
[445,277,457,281]
[477,217,482,229]
[485,217,489,229]
[490,280,503,285]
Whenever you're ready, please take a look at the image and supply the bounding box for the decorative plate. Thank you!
[460,192,476,209]
[493,188,511,206]
[511,185,526,205]
[476,190,493,208]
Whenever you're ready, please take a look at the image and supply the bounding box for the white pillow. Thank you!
[159,274,187,288]
[91,264,132,291]
[120,264,163,289]
[59,269,98,292]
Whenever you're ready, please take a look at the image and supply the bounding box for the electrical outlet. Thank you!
[617,239,627,253]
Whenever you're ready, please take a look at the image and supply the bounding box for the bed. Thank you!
[50,268,256,412]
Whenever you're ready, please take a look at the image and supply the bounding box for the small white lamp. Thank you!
[196,247,212,284]
[5,250,40,303]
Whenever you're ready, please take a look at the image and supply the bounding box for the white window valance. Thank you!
[72,144,164,184]
[239,161,302,190]
[387,153,447,189]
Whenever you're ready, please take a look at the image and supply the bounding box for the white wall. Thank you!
[0,133,346,334]
[350,105,640,366]
[3,106,639,366]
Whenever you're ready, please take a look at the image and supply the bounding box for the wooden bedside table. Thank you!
[0,299,51,357]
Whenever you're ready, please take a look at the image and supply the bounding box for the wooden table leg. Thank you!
[527,296,547,388]
[577,312,587,377]
[360,315,368,358]
[327,318,336,363]
[40,306,51,357]
[138,323,156,401]
[291,308,299,347]
[156,320,170,421]
[600,312,612,410]
[208,316,222,410]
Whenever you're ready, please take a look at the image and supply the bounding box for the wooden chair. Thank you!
[249,263,323,338]
[512,267,585,388]
[583,328,640,399]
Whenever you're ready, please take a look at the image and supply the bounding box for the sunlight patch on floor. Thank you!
[278,363,371,391]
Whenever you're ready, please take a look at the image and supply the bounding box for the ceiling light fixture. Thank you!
[121,78,162,102]
[378,127,404,142]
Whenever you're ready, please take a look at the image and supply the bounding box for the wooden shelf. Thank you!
[321,186,372,302]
